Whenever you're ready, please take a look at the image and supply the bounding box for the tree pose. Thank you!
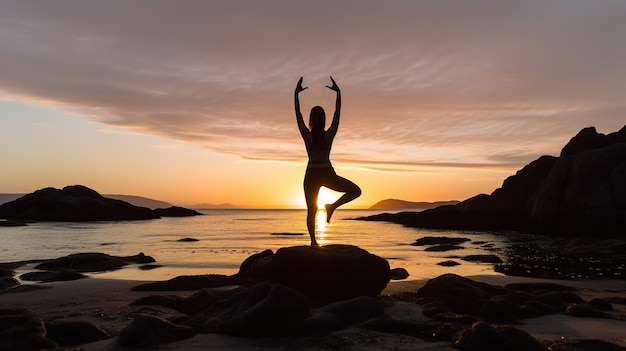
[294,76,361,246]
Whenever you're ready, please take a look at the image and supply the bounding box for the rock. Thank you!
[120,252,156,264]
[416,274,504,315]
[424,244,464,252]
[132,274,241,291]
[44,320,110,346]
[0,185,160,221]
[565,303,610,318]
[0,277,19,290]
[0,308,58,351]
[118,314,196,348]
[177,237,200,242]
[180,287,245,315]
[153,206,203,217]
[200,282,311,335]
[479,297,524,323]
[20,270,86,283]
[411,236,471,246]
[358,125,626,237]
[363,317,463,342]
[300,296,383,334]
[390,267,409,280]
[504,282,577,292]
[588,298,613,311]
[238,245,390,303]
[34,252,150,272]
[131,295,185,312]
[544,339,626,351]
[461,254,503,263]
[437,260,461,267]
[452,321,544,351]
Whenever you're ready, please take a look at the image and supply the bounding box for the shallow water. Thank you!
[0,209,511,281]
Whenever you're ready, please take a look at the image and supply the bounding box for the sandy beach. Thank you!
[2,274,626,350]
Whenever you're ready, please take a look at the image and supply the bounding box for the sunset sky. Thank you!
[1,1,625,208]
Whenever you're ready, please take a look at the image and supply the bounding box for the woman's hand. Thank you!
[325,76,340,92]
[295,77,308,93]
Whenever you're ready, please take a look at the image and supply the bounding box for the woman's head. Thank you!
[309,106,326,132]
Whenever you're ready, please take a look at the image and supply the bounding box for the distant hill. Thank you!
[1,193,172,210]
[191,203,238,209]
[0,194,23,205]
[105,195,172,210]
[369,199,460,210]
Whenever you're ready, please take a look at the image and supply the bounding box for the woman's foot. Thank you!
[310,240,320,247]
[324,203,336,223]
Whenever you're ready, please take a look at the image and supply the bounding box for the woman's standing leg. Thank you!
[304,175,321,246]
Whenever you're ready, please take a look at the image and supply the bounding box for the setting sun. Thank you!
[317,187,341,208]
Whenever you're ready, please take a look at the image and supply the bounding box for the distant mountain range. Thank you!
[1,192,457,211]
[0,193,172,210]
[369,199,460,210]
[190,203,239,209]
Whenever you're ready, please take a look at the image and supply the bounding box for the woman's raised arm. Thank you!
[326,76,341,137]
[294,77,309,137]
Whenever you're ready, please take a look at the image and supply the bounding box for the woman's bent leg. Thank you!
[324,174,361,222]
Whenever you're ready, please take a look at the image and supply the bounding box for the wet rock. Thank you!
[34,252,151,272]
[390,267,409,280]
[588,298,613,311]
[0,308,58,351]
[534,291,585,312]
[131,295,184,312]
[362,317,463,342]
[118,314,196,348]
[505,282,577,292]
[412,237,471,246]
[239,245,390,303]
[44,320,110,346]
[20,270,86,283]
[200,282,310,335]
[177,237,200,242]
[545,339,626,351]
[438,260,461,266]
[425,244,464,252]
[120,252,156,264]
[132,274,241,291]
[300,296,383,334]
[0,277,19,290]
[452,321,544,351]
[479,297,524,323]
[461,254,503,263]
[417,274,505,315]
[565,303,610,318]
[180,287,245,315]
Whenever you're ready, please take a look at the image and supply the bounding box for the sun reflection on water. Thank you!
[316,208,328,245]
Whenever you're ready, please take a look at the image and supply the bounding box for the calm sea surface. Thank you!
[1,209,512,282]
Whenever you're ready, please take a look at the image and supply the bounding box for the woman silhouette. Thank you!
[295,76,361,246]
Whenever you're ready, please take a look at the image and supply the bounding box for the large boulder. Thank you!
[238,245,390,303]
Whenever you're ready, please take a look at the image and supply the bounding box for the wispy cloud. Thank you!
[1,0,625,172]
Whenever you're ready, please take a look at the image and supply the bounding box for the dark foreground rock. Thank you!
[238,245,390,303]
[359,125,626,237]
[0,185,201,222]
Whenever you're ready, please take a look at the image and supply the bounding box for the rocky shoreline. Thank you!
[2,244,626,350]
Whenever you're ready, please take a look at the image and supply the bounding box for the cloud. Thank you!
[1,0,625,172]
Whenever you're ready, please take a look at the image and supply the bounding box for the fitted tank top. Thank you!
[305,131,332,169]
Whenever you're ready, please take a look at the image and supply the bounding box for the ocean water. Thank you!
[1,209,511,282]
